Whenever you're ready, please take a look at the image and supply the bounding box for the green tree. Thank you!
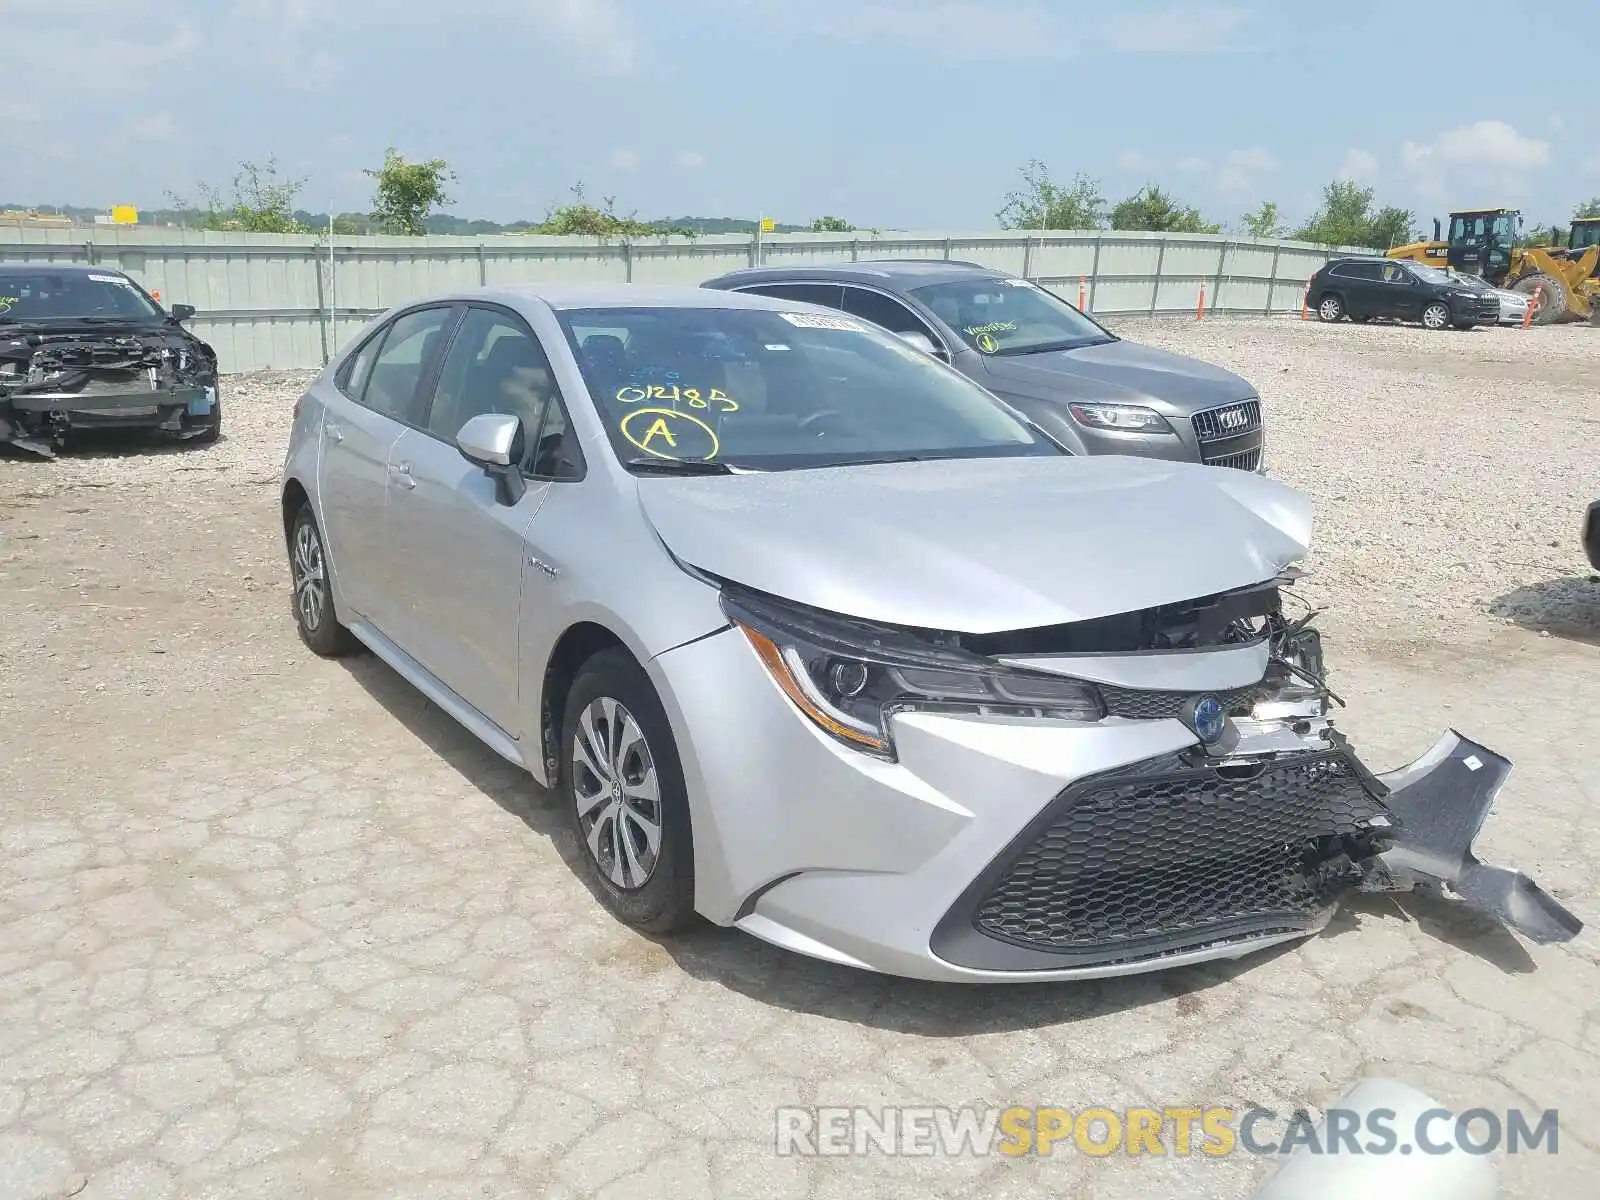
[997,160,1107,230]
[1109,185,1219,233]
[364,148,454,236]
[167,158,309,233]
[809,215,855,232]
[534,183,656,238]
[1239,201,1286,239]
[1575,198,1600,219]
[1293,180,1414,249]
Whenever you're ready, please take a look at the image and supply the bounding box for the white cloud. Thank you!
[131,113,179,141]
[1400,121,1551,197]
[726,0,1255,60]
[1098,5,1254,53]
[609,148,640,170]
[674,151,707,169]
[1115,150,1157,173]
[1336,148,1380,183]
[1171,147,1276,198]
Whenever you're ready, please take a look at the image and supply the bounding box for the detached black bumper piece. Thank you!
[932,729,1580,974]
[1583,499,1600,571]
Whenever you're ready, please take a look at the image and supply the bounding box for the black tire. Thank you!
[1452,320,1475,331]
[1513,273,1567,326]
[1315,293,1345,322]
[559,648,697,934]
[191,397,222,445]
[288,504,360,657]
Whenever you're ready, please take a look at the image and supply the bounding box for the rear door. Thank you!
[1336,262,1383,317]
[317,304,458,634]
[384,304,571,733]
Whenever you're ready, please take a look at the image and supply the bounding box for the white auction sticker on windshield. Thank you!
[1003,278,1037,288]
[88,273,133,286]
[778,311,866,331]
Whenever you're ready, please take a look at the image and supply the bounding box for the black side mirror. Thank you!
[169,303,196,322]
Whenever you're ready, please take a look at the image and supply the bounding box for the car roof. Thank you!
[438,282,837,312]
[0,262,129,276]
[703,260,1007,289]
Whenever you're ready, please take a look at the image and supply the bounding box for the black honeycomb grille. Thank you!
[972,750,1388,960]
[1100,683,1262,721]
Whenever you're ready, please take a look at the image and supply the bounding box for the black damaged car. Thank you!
[0,263,220,458]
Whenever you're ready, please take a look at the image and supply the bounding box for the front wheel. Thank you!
[1316,294,1345,322]
[560,649,698,934]
[1422,302,1451,331]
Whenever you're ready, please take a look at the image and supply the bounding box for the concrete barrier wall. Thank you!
[0,228,1368,371]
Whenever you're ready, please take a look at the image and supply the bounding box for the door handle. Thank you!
[390,461,415,489]
[324,421,344,443]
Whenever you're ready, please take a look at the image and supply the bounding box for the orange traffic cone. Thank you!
[1196,281,1207,321]
[1300,282,1310,321]
[1521,285,1542,330]
[1078,277,1087,310]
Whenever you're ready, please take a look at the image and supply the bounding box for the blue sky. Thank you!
[3,0,1596,230]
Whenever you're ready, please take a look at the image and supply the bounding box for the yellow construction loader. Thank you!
[1387,207,1599,324]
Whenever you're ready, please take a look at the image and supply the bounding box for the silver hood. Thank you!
[636,455,1312,633]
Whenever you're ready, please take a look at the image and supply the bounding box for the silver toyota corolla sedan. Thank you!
[279,283,1578,982]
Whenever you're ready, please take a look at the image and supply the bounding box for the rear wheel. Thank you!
[1421,302,1451,331]
[1316,293,1345,322]
[288,505,360,657]
[1513,273,1568,325]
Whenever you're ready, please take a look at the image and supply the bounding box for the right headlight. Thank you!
[1067,402,1174,434]
[721,587,1106,758]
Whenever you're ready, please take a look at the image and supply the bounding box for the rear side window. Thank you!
[363,306,456,424]
[337,331,384,402]
[1331,262,1381,280]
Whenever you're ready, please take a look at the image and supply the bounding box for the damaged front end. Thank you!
[929,571,1582,972]
[0,325,218,457]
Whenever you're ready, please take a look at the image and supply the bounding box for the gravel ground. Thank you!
[1,317,1598,1199]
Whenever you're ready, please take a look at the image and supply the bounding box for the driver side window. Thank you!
[425,307,552,444]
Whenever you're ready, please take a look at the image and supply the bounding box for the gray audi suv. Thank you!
[701,260,1265,471]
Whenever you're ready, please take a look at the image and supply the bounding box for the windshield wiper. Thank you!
[622,457,739,475]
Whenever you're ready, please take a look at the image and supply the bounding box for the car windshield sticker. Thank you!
[620,407,720,460]
[964,321,1017,353]
[615,384,738,412]
[1003,278,1038,288]
[778,311,866,331]
[87,273,134,287]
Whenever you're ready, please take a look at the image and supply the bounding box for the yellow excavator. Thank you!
[1387,207,1600,325]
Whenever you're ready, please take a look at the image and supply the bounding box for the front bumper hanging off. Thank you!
[1365,730,1582,945]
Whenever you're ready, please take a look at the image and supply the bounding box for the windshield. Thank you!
[555,305,1061,472]
[909,277,1112,357]
[1444,269,1489,290]
[0,270,164,324]
[1573,222,1600,251]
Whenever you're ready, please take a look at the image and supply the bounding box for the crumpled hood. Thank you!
[978,338,1255,413]
[637,455,1312,633]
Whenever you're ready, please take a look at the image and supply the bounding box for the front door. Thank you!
[384,305,562,735]
[1379,262,1421,320]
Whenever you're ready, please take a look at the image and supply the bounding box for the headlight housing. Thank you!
[721,587,1106,758]
[1067,402,1174,434]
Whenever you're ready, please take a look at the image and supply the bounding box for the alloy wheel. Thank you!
[571,696,664,890]
[291,518,327,632]
[1423,303,1450,330]
[1318,297,1342,321]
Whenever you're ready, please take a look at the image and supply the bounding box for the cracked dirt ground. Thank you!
[2,322,1599,1198]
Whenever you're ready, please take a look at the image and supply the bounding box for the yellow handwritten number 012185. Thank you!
[615,384,738,412]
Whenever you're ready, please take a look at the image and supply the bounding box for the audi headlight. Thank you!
[1067,402,1174,434]
[721,588,1105,758]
